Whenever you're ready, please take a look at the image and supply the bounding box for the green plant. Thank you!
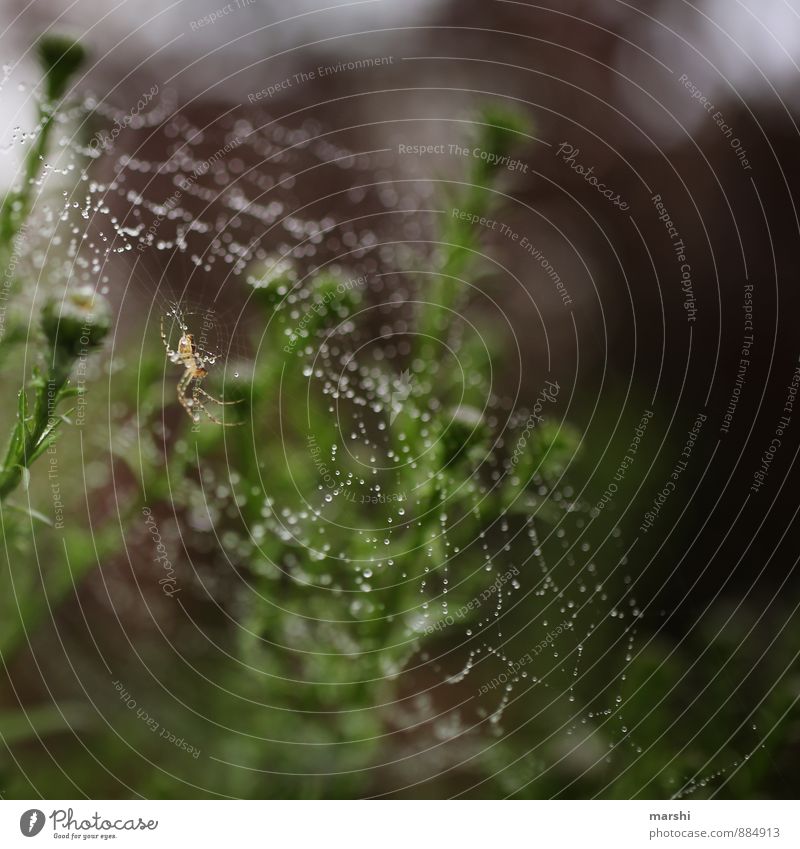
[0,288,109,500]
[0,37,98,504]
[0,67,580,794]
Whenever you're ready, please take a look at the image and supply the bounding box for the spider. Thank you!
[160,312,242,426]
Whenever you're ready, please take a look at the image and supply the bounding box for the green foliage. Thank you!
[0,46,98,502]
[0,289,109,501]
[0,47,794,801]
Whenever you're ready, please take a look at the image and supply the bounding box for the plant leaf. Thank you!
[5,501,53,526]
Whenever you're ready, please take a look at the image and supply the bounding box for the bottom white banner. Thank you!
[0,799,796,848]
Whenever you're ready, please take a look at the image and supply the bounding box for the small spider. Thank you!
[160,312,242,426]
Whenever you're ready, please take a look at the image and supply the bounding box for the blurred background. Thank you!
[0,0,798,799]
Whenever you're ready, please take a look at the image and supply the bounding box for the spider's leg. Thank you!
[195,386,243,405]
[177,369,197,420]
[192,381,241,426]
[194,395,243,427]
[192,378,203,410]
[178,368,192,398]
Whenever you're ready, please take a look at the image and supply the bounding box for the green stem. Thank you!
[0,102,55,247]
[0,35,86,360]
[417,168,490,354]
